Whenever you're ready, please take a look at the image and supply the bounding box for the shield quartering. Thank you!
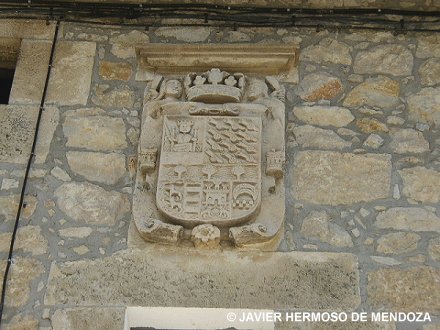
[133,68,286,248]
[156,115,261,227]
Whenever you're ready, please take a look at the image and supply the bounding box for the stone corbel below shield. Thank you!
[133,44,296,250]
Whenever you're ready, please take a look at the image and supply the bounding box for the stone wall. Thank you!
[0,20,439,329]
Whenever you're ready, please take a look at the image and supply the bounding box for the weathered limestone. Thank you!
[35,106,59,164]
[46,41,96,106]
[376,232,420,255]
[407,87,440,126]
[292,105,354,127]
[343,76,400,109]
[419,58,440,86]
[51,166,71,182]
[368,267,440,313]
[63,116,127,151]
[191,224,221,248]
[54,182,130,225]
[110,30,150,59]
[428,237,440,262]
[300,38,352,65]
[6,257,44,307]
[0,195,37,222]
[58,227,93,239]
[301,211,353,248]
[354,44,413,76]
[3,315,38,330]
[99,61,132,81]
[0,105,39,164]
[292,151,391,205]
[375,207,440,232]
[399,167,440,204]
[66,151,126,185]
[45,248,360,310]
[134,71,285,247]
[296,72,343,101]
[91,84,135,108]
[155,27,211,42]
[9,40,52,104]
[416,35,440,58]
[0,226,47,256]
[356,118,389,134]
[0,19,55,39]
[51,308,125,330]
[389,129,429,154]
[363,134,384,149]
[0,37,20,68]
[293,125,352,150]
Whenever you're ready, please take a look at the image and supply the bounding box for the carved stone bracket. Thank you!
[136,44,299,83]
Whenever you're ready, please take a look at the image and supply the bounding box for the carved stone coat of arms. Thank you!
[133,68,285,248]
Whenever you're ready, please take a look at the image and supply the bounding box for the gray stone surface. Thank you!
[301,211,353,248]
[0,226,48,256]
[35,106,59,164]
[46,41,96,105]
[376,232,420,255]
[66,151,126,185]
[296,72,343,102]
[63,116,127,151]
[399,167,440,204]
[343,76,400,109]
[419,58,440,86]
[375,207,440,233]
[389,129,429,154]
[407,87,440,126]
[45,248,360,309]
[300,38,351,65]
[0,105,39,164]
[416,35,440,58]
[54,182,130,225]
[5,257,44,307]
[354,44,413,76]
[428,237,440,262]
[0,19,55,39]
[51,308,125,330]
[155,27,211,42]
[9,40,52,104]
[110,30,149,59]
[292,151,391,205]
[292,105,354,127]
[91,84,135,108]
[293,125,351,150]
[368,267,440,313]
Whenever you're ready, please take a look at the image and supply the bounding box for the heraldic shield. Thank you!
[156,115,262,227]
[133,68,286,248]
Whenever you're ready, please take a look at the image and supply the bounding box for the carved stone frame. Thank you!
[129,44,298,250]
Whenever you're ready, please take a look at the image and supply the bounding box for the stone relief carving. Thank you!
[133,68,285,248]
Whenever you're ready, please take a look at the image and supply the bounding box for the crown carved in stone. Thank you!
[184,68,245,104]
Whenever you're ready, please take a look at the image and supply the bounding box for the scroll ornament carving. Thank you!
[133,69,285,249]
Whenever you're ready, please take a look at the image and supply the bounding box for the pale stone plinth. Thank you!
[44,248,360,310]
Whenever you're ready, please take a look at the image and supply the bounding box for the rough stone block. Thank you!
[63,116,127,151]
[46,41,96,105]
[0,105,39,164]
[368,267,440,313]
[9,40,52,104]
[51,308,125,330]
[292,151,391,205]
[45,249,360,311]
